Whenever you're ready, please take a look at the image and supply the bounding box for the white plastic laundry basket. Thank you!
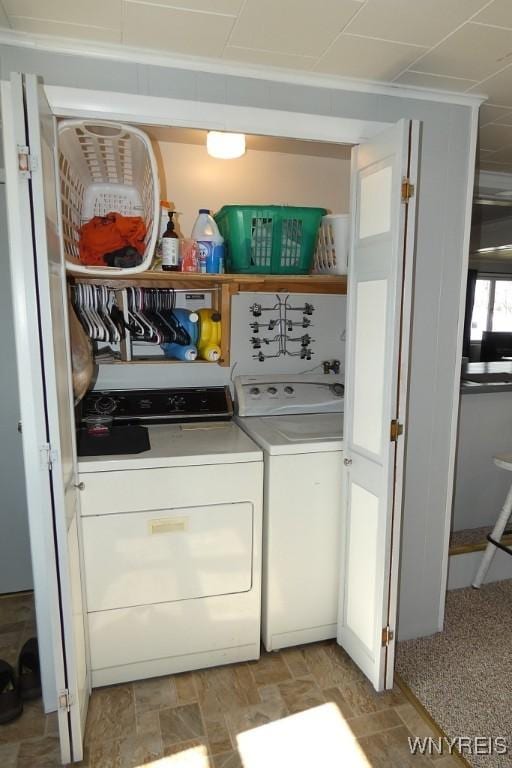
[58,120,159,275]
[313,214,349,275]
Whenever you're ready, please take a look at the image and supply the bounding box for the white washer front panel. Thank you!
[262,451,343,650]
[83,502,253,612]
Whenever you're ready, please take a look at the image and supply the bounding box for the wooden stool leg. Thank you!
[472,482,512,588]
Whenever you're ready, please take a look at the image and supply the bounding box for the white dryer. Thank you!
[234,374,344,652]
[76,387,264,686]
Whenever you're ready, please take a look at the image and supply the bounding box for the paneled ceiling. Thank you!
[4,1,512,172]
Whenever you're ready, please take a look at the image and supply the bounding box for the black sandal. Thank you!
[18,638,41,701]
[0,660,23,724]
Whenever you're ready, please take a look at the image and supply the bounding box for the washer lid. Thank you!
[236,413,344,455]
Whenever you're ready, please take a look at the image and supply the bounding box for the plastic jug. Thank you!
[161,342,197,361]
[191,209,224,274]
[172,308,199,345]
[197,309,222,362]
[161,309,199,361]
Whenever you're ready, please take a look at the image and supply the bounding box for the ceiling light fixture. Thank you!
[207,131,246,159]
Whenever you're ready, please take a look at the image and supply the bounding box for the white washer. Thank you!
[234,374,344,652]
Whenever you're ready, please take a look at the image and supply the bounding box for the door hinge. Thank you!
[390,419,404,442]
[17,145,37,178]
[58,689,73,712]
[401,178,415,203]
[40,443,58,471]
[381,626,394,647]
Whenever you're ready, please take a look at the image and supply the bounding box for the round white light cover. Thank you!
[207,131,246,159]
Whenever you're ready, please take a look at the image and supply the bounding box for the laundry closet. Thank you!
[1,65,473,765]
[67,119,351,692]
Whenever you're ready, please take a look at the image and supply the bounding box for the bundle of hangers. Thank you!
[124,287,191,345]
[73,285,197,347]
[72,283,123,344]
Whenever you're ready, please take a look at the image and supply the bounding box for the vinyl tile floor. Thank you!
[0,592,464,768]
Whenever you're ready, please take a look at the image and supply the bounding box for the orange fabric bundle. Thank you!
[79,212,147,266]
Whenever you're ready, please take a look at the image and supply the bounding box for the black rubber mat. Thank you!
[77,425,150,456]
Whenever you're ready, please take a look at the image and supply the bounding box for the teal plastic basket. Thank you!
[214,205,327,274]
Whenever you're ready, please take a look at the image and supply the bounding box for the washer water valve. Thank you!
[322,359,341,375]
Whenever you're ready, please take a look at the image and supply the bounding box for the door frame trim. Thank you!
[438,103,481,632]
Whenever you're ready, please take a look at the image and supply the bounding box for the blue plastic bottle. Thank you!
[161,342,197,361]
[161,308,199,361]
[173,308,199,345]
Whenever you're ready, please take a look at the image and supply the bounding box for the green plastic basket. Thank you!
[214,205,327,274]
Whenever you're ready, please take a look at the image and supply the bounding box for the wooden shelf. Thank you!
[69,272,346,368]
[96,358,218,365]
[70,271,347,295]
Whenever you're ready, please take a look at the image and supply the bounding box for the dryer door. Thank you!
[82,502,254,611]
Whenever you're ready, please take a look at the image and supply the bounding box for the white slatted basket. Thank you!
[313,214,350,275]
[58,120,159,275]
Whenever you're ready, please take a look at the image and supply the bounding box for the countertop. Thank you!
[78,421,263,473]
[461,361,512,394]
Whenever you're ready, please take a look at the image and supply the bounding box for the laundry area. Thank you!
[0,31,478,768]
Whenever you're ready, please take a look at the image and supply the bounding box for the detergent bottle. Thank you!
[172,308,199,345]
[161,308,199,361]
[197,309,222,362]
[191,209,224,274]
[162,343,197,361]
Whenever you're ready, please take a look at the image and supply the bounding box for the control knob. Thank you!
[284,385,294,395]
[94,396,117,415]
[267,386,278,395]
[250,387,261,397]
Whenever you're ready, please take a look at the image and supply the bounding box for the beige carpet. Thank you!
[396,580,512,768]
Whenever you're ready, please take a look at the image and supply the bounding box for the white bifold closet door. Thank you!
[338,120,419,692]
[1,72,90,763]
